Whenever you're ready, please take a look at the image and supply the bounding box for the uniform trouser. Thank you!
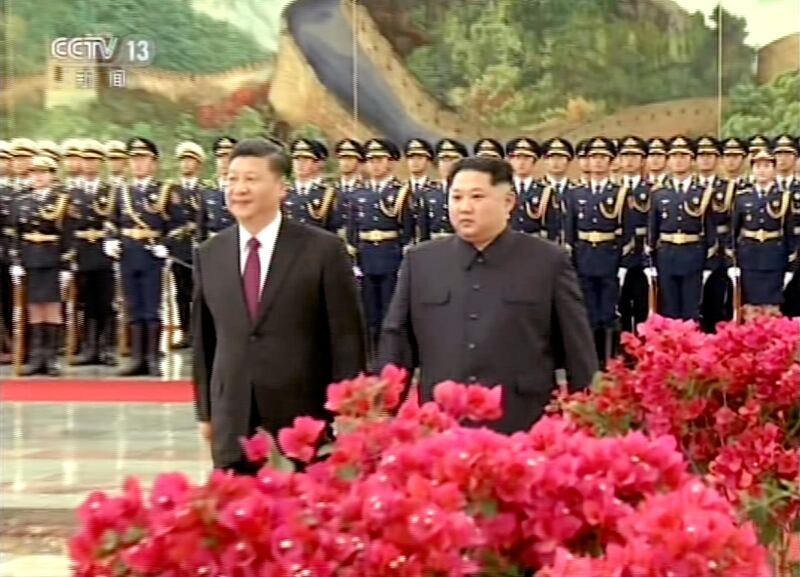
[362,271,398,335]
[0,263,11,337]
[120,263,163,323]
[781,272,800,317]
[578,274,619,330]
[618,266,648,333]
[78,269,114,324]
[171,263,193,334]
[741,269,784,306]
[700,268,732,332]
[658,270,702,320]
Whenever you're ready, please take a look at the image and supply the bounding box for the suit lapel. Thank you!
[254,219,305,328]
[221,227,250,324]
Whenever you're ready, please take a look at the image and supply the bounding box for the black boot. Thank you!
[44,323,62,377]
[145,322,162,377]
[21,324,46,376]
[99,322,117,366]
[605,327,618,366]
[117,322,146,376]
[71,319,100,365]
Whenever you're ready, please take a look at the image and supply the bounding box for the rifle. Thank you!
[64,274,78,364]
[114,261,129,356]
[731,266,743,323]
[647,272,658,317]
[12,277,25,376]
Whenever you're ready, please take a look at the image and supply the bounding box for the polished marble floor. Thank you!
[0,398,210,575]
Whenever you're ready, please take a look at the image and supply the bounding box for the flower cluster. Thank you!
[559,315,800,570]
[70,365,769,577]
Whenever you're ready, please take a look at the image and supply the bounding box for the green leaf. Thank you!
[336,465,359,482]
[268,444,296,474]
[316,443,334,458]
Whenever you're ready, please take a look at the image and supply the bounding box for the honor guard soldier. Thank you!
[10,138,37,192]
[416,138,466,242]
[61,139,85,190]
[104,138,178,377]
[721,137,748,188]
[541,137,575,245]
[283,138,337,230]
[564,137,631,366]
[167,141,205,348]
[335,139,364,193]
[541,137,574,200]
[10,155,72,375]
[473,138,504,159]
[0,141,14,361]
[507,137,560,242]
[774,134,800,317]
[66,140,117,365]
[729,147,797,317]
[616,136,651,332]
[435,138,467,185]
[331,139,364,255]
[415,139,462,242]
[105,140,129,188]
[348,138,414,349]
[197,136,236,241]
[645,137,669,186]
[403,138,435,241]
[647,136,716,321]
[405,138,435,194]
[695,136,734,331]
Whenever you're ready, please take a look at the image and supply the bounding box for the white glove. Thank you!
[784,273,794,289]
[10,265,25,280]
[727,267,741,281]
[644,266,658,279]
[617,267,627,285]
[151,244,169,259]
[59,270,72,288]
[103,239,121,259]
[702,270,711,285]
[352,265,363,278]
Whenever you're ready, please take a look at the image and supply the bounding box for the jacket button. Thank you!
[472,284,480,291]
[249,334,258,342]
[469,313,478,320]
[468,375,477,383]
[467,342,476,350]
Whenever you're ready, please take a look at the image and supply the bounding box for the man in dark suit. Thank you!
[192,138,367,473]
[379,156,597,434]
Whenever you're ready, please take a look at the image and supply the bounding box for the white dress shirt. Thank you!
[238,212,282,297]
[514,177,533,193]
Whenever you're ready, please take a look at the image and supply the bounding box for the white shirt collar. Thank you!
[623,174,640,188]
[134,177,151,188]
[590,178,608,189]
[547,175,567,187]
[410,176,427,187]
[340,177,358,188]
[238,212,282,290]
[515,176,532,189]
[182,177,197,189]
[372,177,393,190]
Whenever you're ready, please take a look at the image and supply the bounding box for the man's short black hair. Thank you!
[230,138,289,176]
[448,156,513,188]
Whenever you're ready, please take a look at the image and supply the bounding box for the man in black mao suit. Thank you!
[379,157,597,434]
[192,139,367,472]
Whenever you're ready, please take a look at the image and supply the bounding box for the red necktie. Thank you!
[243,237,261,321]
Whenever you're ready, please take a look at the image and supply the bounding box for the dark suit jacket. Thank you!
[192,218,366,467]
[378,228,597,433]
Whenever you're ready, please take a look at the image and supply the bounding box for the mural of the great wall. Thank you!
[2,0,798,170]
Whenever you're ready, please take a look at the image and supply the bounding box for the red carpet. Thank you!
[0,378,193,403]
